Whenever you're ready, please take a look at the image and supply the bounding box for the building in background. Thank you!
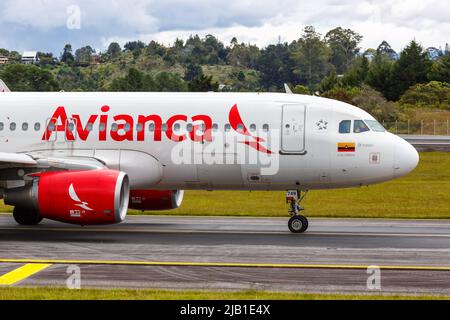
[0,56,9,65]
[21,51,39,64]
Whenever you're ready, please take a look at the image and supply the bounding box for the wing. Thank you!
[0,152,106,190]
[0,152,37,165]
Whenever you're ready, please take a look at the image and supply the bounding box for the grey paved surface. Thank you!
[1,214,450,294]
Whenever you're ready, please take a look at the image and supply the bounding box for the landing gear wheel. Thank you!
[288,215,308,233]
[13,207,42,225]
[286,190,309,233]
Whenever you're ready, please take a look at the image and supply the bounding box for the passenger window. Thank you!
[162,123,167,132]
[99,123,106,132]
[111,123,118,132]
[149,123,155,132]
[0,122,4,131]
[212,123,218,131]
[174,123,180,132]
[22,123,28,131]
[136,123,143,132]
[67,122,75,132]
[262,124,269,132]
[354,120,370,133]
[10,122,16,131]
[250,124,256,132]
[225,124,231,132]
[34,122,40,131]
[124,123,131,132]
[186,124,193,132]
[339,120,351,133]
[86,123,93,132]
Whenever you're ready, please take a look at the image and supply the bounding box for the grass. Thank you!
[0,287,448,300]
[0,152,449,219]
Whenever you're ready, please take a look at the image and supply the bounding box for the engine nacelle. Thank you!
[5,170,130,225]
[129,190,184,210]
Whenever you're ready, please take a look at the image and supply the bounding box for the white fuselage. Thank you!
[0,92,419,191]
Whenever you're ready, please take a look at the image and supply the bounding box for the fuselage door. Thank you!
[281,104,306,154]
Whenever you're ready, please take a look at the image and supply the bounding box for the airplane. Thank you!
[0,81,419,233]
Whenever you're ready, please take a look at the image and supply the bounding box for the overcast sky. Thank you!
[0,0,448,56]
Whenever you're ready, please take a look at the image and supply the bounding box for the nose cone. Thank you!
[394,138,419,178]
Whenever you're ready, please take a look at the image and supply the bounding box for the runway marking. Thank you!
[0,263,51,285]
[0,258,450,271]
[1,226,450,238]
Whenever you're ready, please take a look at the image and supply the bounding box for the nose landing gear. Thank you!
[286,190,309,233]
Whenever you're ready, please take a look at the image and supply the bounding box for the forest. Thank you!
[0,26,449,124]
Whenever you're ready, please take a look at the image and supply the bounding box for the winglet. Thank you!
[284,83,293,94]
[0,79,10,92]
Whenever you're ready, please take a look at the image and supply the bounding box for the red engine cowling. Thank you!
[5,170,130,225]
[129,190,184,210]
[38,170,130,225]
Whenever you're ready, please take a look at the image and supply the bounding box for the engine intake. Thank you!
[5,170,130,225]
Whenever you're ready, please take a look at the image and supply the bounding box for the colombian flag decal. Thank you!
[337,142,356,152]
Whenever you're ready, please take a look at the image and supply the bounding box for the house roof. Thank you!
[22,51,38,58]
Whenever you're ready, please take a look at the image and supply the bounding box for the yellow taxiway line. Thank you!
[0,258,450,271]
[0,263,51,285]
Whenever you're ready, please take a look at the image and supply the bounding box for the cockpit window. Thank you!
[339,120,351,133]
[354,120,370,133]
[365,120,386,132]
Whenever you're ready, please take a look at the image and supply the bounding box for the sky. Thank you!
[0,0,448,56]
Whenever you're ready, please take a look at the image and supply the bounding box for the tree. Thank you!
[107,42,121,58]
[324,27,363,74]
[75,45,94,66]
[351,85,398,122]
[292,85,310,94]
[227,42,260,68]
[377,41,398,60]
[0,64,59,91]
[290,26,332,90]
[184,63,203,81]
[399,81,450,109]
[188,74,219,92]
[146,41,166,57]
[236,71,245,82]
[110,68,155,91]
[184,34,226,65]
[341,55,369,87]
[37,52,56,67]
[60,44,74,63]
[124,41,145,52]
[154,72,187,91]
[366,54,394,99]
[319,70,339,93]
[387,40,432,100]
[257,43,294,90]
[428,55,450,83]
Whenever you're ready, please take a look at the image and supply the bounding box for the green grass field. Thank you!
[0,287,448,300]
[0,152,449,219]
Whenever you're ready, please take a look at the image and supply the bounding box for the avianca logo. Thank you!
[228,105,273,154]
[69,184,93,211]
[43,104,273,154]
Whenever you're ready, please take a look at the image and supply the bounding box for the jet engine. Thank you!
[4,170,130,225]
[128,189,184,210]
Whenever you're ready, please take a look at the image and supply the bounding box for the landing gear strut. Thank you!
[286,190,309,233]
